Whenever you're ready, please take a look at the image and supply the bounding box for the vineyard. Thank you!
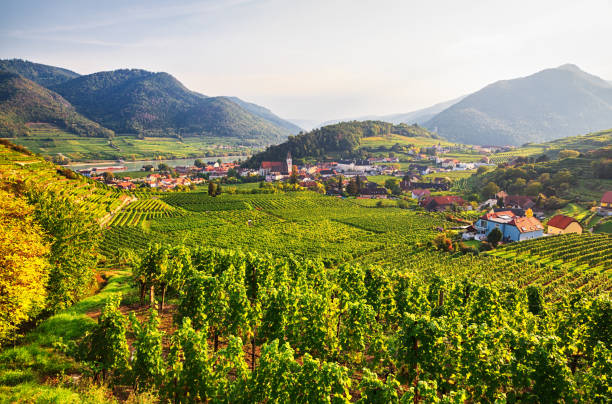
[0,144,126,221]
[109,198,184,227]
[99,189,612,305]
[489,233,612,271]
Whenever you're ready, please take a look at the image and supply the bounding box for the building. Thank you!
[597,191,612,216]
[359,187,388,199]
[420,195,466,212]
[474,211,544,242]
[504,195,536,210]
[411,189,431,200]
[259,152,292,176]
[547,215,583,235]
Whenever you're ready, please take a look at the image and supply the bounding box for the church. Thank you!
[259,152,292,176]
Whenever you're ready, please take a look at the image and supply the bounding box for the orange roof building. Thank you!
[547,215,582,235]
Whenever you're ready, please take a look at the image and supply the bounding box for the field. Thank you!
[99,190,612,304]
[6,124,258,161]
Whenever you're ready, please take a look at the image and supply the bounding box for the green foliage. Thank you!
[52,69,292,141]
[78,296,130,382]
[0,71,113,137]
[244,120,438,167]
[130,309,165,391]
[487,227,502,247]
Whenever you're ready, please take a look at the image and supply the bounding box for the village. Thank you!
[77,147,612,246]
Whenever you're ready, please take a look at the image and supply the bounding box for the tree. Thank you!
[487,227,502,247]
[481,181,500,199]
[0,190,49,345]
[476,166,488,175]
[102,171,114,183]
[384,178,401,195]
[194,159,205,168]
[289,165,299,184]
[525,181,543,196]
[208,181,218,197]
[346,177,359,196]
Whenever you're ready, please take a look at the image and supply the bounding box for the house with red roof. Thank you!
[547,215,582,235]
[504,195,536,210]
[420,195,466,212]
[598,191,612,216]
[411,188,431,200]
[474,210,544,241]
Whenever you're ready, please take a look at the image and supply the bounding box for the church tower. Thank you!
[285,151,292,174]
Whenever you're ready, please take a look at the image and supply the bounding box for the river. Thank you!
[65,156,248,172]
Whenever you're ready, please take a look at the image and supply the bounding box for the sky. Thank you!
[2,0,612,125]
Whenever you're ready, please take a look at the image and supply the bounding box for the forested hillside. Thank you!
[0,71,114,138]
[0,59,80,88]
[51,69,294,141]
[244,120,437,167]
[425,64,612,145]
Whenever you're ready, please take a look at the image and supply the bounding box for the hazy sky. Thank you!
[2,0,611,124]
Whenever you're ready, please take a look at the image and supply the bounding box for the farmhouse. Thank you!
[474,211,544,242]
[597,191,612,216]
[504,195,536,210]
[420,195,466,212]
[547,215,582,234]
[411,188,431,200]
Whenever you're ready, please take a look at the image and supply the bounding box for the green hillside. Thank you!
[490,128,612,163]
[244,120,438,167]
[0,71,114,138]
[426,64,612,145]
[0,59,80,87]
[52,69,294,142]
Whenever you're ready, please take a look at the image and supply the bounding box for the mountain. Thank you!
[243,120,438,167]
[0,59,80,88]
[316,96,465,128]
[225,96,302,134]
[0,71,113,137]
[381,96,466,125]
[50,69,295,142]
[425,64,612,146]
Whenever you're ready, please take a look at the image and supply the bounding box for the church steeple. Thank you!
[285,151,292,174]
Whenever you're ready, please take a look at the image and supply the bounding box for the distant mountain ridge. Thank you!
[0,71,113,137]
[0,59,80,87]
[317,95,466,128]
[0,59,301,143]
[424,64,612,145]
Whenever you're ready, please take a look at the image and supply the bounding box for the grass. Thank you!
[7,124,258,161]
[551,203,591,223]
[0,271,135,403]
[594,220,612,234]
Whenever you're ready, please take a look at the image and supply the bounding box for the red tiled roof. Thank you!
[510,216,543,233]
[601,191,612,204]
[504,195,535,208]
[422,195,465,206]
[547,214,578,230]
[261,161,284,169]
[412,189,430,196]
[481,210,516,220]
